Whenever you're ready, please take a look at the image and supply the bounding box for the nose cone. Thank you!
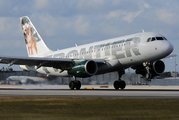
[162,41,174,55]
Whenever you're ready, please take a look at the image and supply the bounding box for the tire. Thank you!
[69,81,75,90]
[114,81,120,90]
[76,81,81,90]
[120,81,126,90]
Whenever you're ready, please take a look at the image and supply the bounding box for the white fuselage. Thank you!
[20,32,173,77]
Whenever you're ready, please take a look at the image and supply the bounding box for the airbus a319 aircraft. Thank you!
[0,16,174,90]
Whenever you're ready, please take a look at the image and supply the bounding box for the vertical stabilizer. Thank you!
[20,16,52,57]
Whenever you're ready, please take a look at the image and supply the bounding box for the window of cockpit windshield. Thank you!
[151,37,156,41]
[147,38,151,42]
[156,37,164,40]
[147,37,167,42]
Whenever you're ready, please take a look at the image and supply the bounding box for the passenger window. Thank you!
[151,37,156,41]
[147,38,151,42]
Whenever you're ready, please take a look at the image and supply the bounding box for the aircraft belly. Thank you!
[97,59,122,74]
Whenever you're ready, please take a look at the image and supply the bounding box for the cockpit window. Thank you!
[156,37,164,40]
[151,37,156,41]
[147,36,167,42]
[147,38,151,42]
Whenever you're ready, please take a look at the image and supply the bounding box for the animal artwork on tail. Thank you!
[21,17,38,55]
[25,26,37,55]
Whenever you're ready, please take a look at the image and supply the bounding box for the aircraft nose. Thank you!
[162,41,173,55]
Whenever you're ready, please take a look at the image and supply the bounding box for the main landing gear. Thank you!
[69,76,81,90]
[113,80,126,90]
[69,70,127,90]
[113,70,126,90]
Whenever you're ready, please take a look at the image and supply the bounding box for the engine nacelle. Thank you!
[151,60,165,75]
[69,60,98,78]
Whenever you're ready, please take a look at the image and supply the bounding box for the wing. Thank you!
[0,56,105,70]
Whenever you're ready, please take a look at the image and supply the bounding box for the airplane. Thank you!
[0,16,174,90]
[6,76,48,84]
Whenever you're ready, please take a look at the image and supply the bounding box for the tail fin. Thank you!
[20,16,52,57]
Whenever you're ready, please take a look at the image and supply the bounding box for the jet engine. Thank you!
[134,60,165,79]
[69,60,98,78]
[151,60,165,75]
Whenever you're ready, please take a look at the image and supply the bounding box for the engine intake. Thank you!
[70,60,98,77]
[151,60,165,75]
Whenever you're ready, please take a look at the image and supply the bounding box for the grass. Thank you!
[0,97,178,120]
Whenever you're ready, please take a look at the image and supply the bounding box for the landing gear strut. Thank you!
[113,70,126,90]
[69,76,81,90]
[143,62,152,79]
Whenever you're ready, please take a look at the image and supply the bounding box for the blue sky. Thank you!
[0,0,178,72]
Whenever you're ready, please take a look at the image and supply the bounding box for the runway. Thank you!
[0,89,179,98]
[0,85,179,98]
